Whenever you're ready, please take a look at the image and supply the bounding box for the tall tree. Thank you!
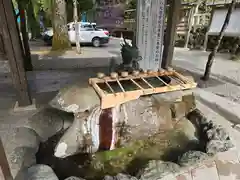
[52,0,71,50]
[26,0,40,39]
[202,0,236,81]
[73,0,81,53]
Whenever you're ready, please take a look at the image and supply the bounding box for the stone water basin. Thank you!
[35,85,235,180]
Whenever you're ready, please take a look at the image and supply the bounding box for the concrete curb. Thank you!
[194,88,240,126]
[31,56,119,70]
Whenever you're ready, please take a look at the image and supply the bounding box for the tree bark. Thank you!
[73,0,81,54]
[202,0,236,81]
[52,0,71,51]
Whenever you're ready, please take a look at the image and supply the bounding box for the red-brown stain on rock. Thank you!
[98,108,113,151]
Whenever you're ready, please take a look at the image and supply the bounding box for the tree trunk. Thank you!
[26,0,40,39]
[73,0,81,54]
[52,0,71,51]
[202,0,236,81]
[18,1,33,71]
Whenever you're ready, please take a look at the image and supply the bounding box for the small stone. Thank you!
[115,173,138,180]
[121,71,128,77]
[178,151,209,167]
[167,67,173,71]
[147,69,154,74]
[5,127,40,153]
[97,73,105,79]
[206,140,234,155]
[64,177,85,180]
[111,72,118,79]
[103,175,114,180]
[174,118,199,142]
[138,160,180,180]
[182,93,196,113]
[170,101,186,121]
[23,164,59,180]
[132,70,139,76]
[206,125,229,141]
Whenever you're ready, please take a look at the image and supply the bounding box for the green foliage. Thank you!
[66,0,94,22]
[127,0,136,10]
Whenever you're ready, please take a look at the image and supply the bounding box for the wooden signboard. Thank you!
[136,0,166,71]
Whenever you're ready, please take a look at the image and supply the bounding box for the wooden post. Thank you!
[0,34,5,57]
[184,7,194,48]
[0,0,32,106]
[0,138,13,180]
[161,0,181,69]
[18,3,33,71]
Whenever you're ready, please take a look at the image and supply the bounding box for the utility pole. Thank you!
[73,0,81,54]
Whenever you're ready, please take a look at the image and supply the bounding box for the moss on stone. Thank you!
[83,129,196,179]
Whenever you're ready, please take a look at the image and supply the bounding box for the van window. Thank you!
[81,24,93,29]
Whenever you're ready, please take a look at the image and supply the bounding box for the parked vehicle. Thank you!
[42,22,110,47]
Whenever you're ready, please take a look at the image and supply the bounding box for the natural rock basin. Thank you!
[35,88,234,180]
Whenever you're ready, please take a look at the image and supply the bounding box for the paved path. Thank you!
[173,48,240,104]
[3,39,240,104]
[173,49,240,85]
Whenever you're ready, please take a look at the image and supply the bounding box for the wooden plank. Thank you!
[99,83,196,109]
[162,0,182,69]
[0,0,32,106]
[0,138,13,180]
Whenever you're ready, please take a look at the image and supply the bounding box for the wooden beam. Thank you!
[0,138,13,180]
[162,0,182,69]
[0,0,32,106]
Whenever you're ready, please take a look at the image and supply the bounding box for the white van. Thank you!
[43,22,110,47]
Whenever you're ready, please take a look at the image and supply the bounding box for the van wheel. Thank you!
[92,37,101,47]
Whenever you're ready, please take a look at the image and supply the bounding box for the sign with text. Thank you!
[136,0,166,71]
[96,0,124,29]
